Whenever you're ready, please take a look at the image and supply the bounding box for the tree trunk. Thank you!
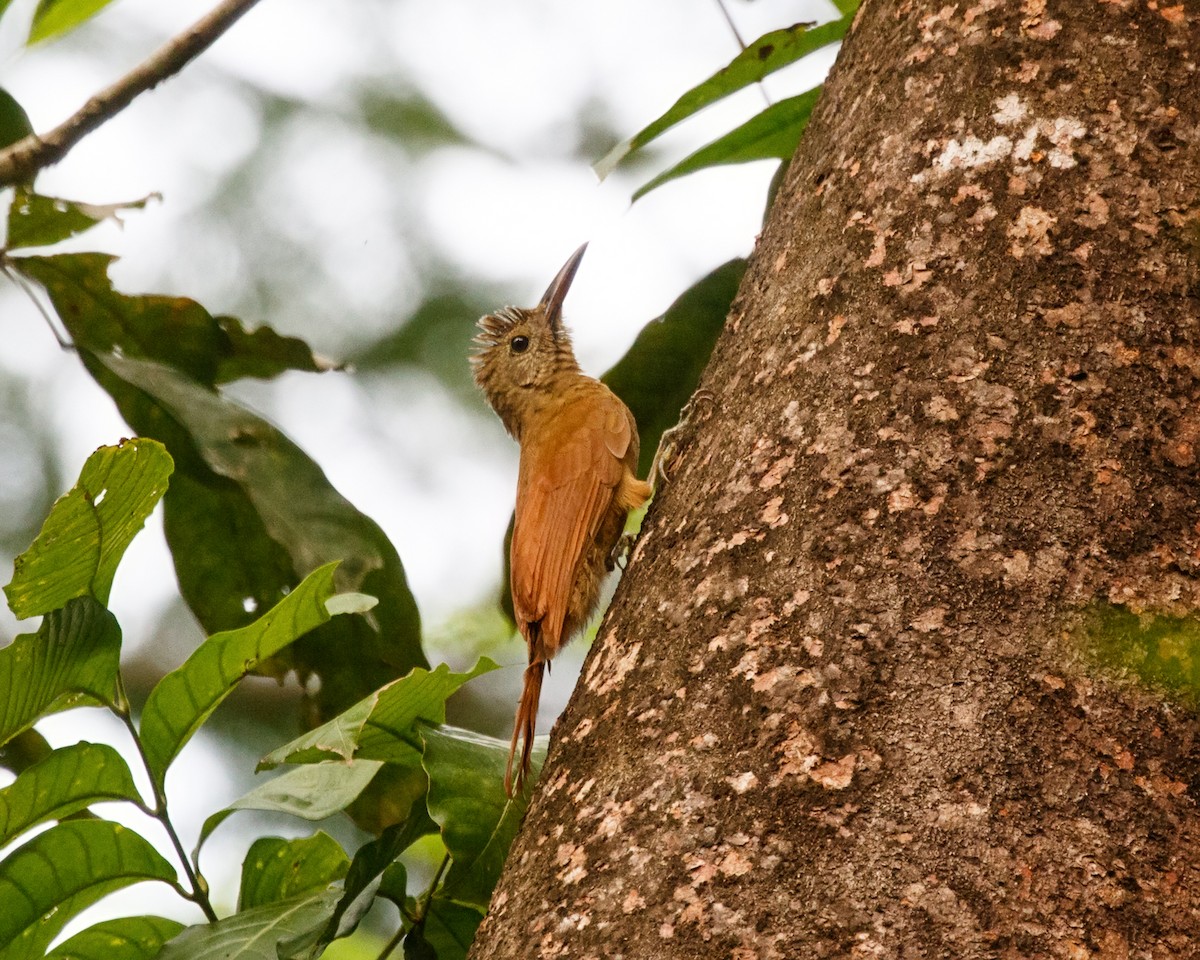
[470,1,1200,956]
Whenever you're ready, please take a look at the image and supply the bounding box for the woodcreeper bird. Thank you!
[472,244,652,795]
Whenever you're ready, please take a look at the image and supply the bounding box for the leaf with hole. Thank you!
[97,348,424,719]
[138,562,356,789]
[0,820,176,955]
[9,253,427,721]
[0,741,141,848]
[4,438,172,619]
[6,189,157,250]
[0,598,122,750]
[11,254,330,385]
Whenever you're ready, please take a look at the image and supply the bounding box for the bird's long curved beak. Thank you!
[538,242,588,328]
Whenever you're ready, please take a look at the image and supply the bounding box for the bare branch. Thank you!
[0,0,264,188]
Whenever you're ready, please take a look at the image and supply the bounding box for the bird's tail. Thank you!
[505,658,545,796]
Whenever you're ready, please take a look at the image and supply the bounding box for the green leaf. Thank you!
[109,348,424,719]
[157,889,342,960]
[139,562,349,790]
[0,598,122,750]
[596,10,853,178]
[4,438,172,618]
[11,254,424,729]
[198,760,383,855]
[420,725,542,908]
[261,659,498,768]
[239,834,350,911]
[28,0,120,44]
[0,820,176,955]
[6,189,156,250]
[421,899,485,960]
[297,813,436,960]
[0,731,52,781]
[11,254,329,386]
[376,861,407,907]
[45,916,184,960]
[356,89,472,155]
[603,259,745,478]
[0,88,33,151]
[633,87,822,201]
[402,926,437,960]
[0,741,141,848]
[9,253,426,720]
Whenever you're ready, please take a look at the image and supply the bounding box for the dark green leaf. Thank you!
[0,742,141,847]
[45,915,184,960]
[0,730,53,778]
[0,820,176,955]
[633,88,822,200]
[0,598,122,749]
[29,0,120,44]
[261,659,498,768]
[421,899,484,960]
[139,563,356,789]
[297,813,437,960]
[0,88,33,151]
[4,438,172,618]
[239,834,350,911]
[10,254,426,720]
[198,759,383,854]
[376,861,407,908]
[402,926,437,960]
[596,10,853,177]
[11,254,328,386]
[356,89,472,154]
[420,724,541,908]
[6,189,156,250]
[603,259,745,478]
[157,888,342,960]
[95,349,426,719]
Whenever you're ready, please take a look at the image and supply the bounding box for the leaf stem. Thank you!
[376,924,406,960]
[378,852,451,960]
[114,679,219,922]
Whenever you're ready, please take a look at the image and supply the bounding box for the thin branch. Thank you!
[0,0,264,187]
[710,0,773,109]
[114,680,219,923]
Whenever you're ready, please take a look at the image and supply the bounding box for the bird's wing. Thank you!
[511,390,632,656]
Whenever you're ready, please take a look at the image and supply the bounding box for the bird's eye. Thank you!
[510,335,530,354]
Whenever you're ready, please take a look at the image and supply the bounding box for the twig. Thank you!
[711,0,773,109]
[113,678,219,923]
[0,0,264,187]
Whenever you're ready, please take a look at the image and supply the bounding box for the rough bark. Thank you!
[471,1,1200,956]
